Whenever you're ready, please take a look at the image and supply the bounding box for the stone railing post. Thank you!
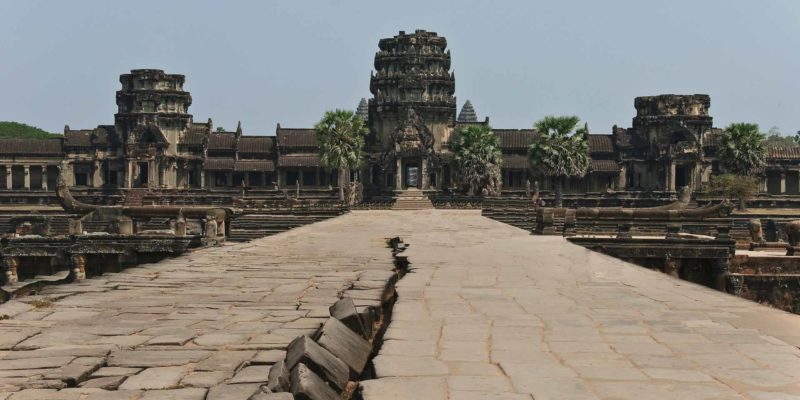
[71,253,87,280]
[3,256,19,284]
[712,258,728,292]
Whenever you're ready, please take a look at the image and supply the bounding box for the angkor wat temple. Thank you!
[2,29,798,199]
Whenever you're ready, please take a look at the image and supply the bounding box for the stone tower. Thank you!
[356,98,369,122]
[628,94,713,191]
[457,100,478,123]
[115,69,193,188]
[367,30,456,191]
[368,29,456,151]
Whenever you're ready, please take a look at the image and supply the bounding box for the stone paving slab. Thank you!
[0,212,400,398]
[361,210,800,400]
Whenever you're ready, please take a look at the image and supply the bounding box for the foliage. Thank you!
[215,126,226,132]
[0,121,60,139]
[314,109,368,202]
[451,124,503,196]
[764,126,798,147]
[528,115,590,207]
[709,174,759,210]
[716,123,767,176]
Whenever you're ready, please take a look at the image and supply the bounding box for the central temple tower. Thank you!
[367,30,457,191]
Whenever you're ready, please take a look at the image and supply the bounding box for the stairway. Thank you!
[123,189,148,206]
[392,189,434,210]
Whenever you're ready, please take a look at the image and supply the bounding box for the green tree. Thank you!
[716,122,767,176]
[0,121,60,139]
[215,126,226,132]
[451,124,503,196]
[764,126,798,147]
[314,109,367,202]
[709,174,759,211]
[528,116,590,207]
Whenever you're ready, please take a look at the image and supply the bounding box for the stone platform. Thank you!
[361,210,800,400]
[0,212,400,399]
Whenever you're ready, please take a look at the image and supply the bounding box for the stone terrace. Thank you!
[361,211,800,400]
[0,212,400,399]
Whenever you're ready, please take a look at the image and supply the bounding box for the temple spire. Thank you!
[356,98,369,122]
[457,100,478,123]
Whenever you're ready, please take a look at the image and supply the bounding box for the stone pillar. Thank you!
[23,165,30,190]
[712,258,728,292]
[668,162,676,192]
[421,159,428,189]
[175,217,186,237]
[41,166,48,191]
[780,172,787,194]
[395,158,403,190]
[69,219,83,235]
[3,256,19,284]
[126,160,133,188]
[200,168,205,189]
[5,165,12,189]
[205,218,218,239]
[617,165,626,190]
[760,175,768,193]
[92,161,102,188]
[71,254,87,280]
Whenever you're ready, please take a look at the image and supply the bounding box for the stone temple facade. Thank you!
[1,29,798,196]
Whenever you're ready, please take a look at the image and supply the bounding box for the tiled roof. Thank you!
[768,147,800,160]
[183,132,206,146]
[590,159,620,173]
[204,158,235,171]
[0,138,64,156]
[278,153,322,167]
[234,160,275,172]
[588,134,615,153]
[64,126,119,147]
[502,154,529,169]
[493,129,536,150]
[239,136,274,154]
[277,128,316,148]
[208,133,236,150]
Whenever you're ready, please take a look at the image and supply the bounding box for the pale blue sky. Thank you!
[1,1,798,135]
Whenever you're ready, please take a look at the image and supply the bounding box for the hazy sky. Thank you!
[1,1,798,135]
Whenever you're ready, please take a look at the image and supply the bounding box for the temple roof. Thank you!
[588,134,615,154]
[64,126,119,147]
[768,147,800,160]
[234,159,275,172]
[208,133,236,150]
[277,128,316,148]
[0,138,64,156]
[494,129,536,150]
[590,159,621,173]
[239,136,274,154]
[204,158,235,171]
[356,98,369,122]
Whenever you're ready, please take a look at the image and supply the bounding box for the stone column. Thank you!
[395,158,403,190]
[23,165,30,190]
[6,165,12,189]
[3,256,19,284]
[92,161,102,188]
[421,159,428,189]
[71,254,87,280]
[760,175,768,193]
[780,172,787,194]
[200,167,205,189]
[41,166,48,191]
[668,162,676,192]
[126,160,133,188]
[617,165,626,190]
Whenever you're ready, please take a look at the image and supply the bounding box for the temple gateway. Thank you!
[1,29,797,197]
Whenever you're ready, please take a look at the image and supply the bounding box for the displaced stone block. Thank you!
[266,360,290,393]
[290,363,340,400]
[315,318,371,376]
[285,335,348,391]
[329,298,368,339]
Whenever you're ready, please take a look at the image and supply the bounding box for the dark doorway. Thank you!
[405,163,419,188]
[675,165,690,189]
[138,163,149,186]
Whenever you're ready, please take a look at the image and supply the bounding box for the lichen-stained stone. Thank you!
[284,335,348,391]
[205,383,261,400]
[290,363,340,400]
[228,365,270,384]
[118,367,186,390]
[315,318,371,375]
[195,351,255,372]
[328,298,368,339]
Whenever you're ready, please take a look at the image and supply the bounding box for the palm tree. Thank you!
[314,109,368,201]
[451,124,503,196]
[716,122,767,176]
[528,116,590,207]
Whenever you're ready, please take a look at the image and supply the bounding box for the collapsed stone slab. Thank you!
[314,317,372,376]
[285,335,349,391]
[329,298,369,339]
[290,363,340,400]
